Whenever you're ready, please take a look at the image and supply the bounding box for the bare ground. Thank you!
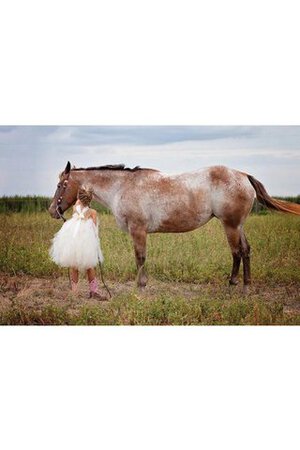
[1,273,300,318]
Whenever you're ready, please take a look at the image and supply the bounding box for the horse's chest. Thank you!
[114,213,129,232]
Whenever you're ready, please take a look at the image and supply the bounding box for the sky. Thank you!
[0,126,300,196]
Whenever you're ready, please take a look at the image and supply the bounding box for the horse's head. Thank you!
[48,161,79,219]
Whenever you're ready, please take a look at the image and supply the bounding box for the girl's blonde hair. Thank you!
[78,186,93,206]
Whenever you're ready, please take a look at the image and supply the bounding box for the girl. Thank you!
[49,186,107,300]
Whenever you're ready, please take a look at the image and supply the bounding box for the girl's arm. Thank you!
[90,209,98,226]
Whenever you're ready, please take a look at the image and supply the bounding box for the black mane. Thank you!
[72,164,143,172]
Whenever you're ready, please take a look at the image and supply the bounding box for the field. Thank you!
[0,210,300,325]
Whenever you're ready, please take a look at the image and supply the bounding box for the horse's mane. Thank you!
[72,164,156,172]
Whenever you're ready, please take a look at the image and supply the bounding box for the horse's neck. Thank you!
[72,171,126,209]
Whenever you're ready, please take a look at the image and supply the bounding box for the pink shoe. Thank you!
[89,278,108,300]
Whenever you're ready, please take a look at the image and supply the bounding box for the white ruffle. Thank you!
[49,210,104,271]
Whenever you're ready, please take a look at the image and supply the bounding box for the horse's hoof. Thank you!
[137,276,148,289]
[243,285,250,296]
[229,279,239,286]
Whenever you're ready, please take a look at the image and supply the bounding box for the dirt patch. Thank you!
[1,273,300,317]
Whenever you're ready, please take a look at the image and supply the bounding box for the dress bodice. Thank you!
[74,204,89,220]
[70,204,96,238]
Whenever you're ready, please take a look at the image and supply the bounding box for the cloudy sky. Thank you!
[0,126,300,196]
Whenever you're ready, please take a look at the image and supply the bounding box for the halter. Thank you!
[55,179,69,222]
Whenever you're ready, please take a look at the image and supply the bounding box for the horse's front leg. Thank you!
[129,225,148,288]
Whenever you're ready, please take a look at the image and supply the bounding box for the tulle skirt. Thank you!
[49,217,104,271]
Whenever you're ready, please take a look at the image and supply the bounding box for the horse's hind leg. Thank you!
[223,224,242,286]
[129,225,148,288]
[241,230,251,295]
[223,223,251,294]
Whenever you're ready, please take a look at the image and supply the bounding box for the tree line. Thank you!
[0,195,299,214]
[0,196,110,214]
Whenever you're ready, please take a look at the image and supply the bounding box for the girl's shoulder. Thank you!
[89,208,97,216]
[86,208,97,220]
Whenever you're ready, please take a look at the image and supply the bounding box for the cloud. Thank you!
[1,126,300,196]
[0,125,265,146]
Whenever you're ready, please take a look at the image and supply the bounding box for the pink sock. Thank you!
[89,278,99,294]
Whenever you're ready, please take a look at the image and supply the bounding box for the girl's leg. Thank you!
[70,268,79,292]
[87,268,96,283]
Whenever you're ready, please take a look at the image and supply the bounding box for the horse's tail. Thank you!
[247,174,300,216]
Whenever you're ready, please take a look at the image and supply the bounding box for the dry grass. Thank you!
[0,274,299,325]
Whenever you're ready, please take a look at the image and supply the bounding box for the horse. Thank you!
[49,161,300,294]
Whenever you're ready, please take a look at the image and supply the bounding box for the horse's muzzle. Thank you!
[48,204,61,219]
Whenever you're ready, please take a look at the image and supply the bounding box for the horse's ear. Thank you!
[64,161,71,174]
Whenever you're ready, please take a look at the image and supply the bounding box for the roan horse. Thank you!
[49,161,300,294]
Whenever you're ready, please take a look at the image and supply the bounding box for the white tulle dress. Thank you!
[49,204,104,271]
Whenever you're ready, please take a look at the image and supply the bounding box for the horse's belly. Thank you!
[150,208,212,233]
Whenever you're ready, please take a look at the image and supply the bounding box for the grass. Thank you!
[1,294,299,326]
[1,212,300,282]
[0,211,300,325]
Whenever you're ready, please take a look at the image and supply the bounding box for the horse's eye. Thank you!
[57,184,61,189]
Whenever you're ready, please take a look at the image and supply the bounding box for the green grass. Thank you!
[1,212,300,283]
[0,211,300,325]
